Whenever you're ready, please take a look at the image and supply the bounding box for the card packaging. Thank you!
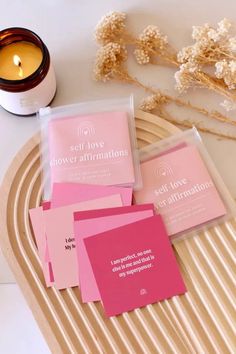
[134,128,236,240]
[39,96,142,199]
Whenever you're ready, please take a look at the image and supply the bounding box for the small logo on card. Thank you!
[78,121,95,136]
[140,288,148,295]
[156,162,173,178]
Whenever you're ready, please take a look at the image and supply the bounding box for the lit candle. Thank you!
[0,41,43,80]
[0,28,56,116]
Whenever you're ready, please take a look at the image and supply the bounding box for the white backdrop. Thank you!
[0,1,236,353]
[1,0,236,283]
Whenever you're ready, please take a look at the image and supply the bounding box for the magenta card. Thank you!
[134,145,226,236]
[48,111,135,188]
[51,183,133,208]
[84,215,186,317]
[74,204,154,302]
[43,194,123,289]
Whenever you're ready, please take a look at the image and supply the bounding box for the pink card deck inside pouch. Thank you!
[44,194,123,289]
[51,183,133,208]
[48,111,135,188]
[74,204,154,303]
[134,145,226,236]
[84,215,187,317]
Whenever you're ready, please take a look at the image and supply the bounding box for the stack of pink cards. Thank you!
[74,205,186,316]
[30,183,132,288]
[29,182,186,317]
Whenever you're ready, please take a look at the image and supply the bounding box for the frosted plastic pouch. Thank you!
[39,96,142,199]
[135,127,236,242]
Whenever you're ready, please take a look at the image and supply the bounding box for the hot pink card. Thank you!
[51,183,133,208]
[43,194,123,289]
[48,111,135,188]
[74,204,154,303]
[84,215,186,317]
[134,145,226,236]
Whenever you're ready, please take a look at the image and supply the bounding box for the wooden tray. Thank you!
[0,110,235,354]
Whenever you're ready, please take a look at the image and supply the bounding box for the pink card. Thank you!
[74,204,154,302]
[84,215,186,317]
[29,206,53,286]
[51,183,133,208]
[44,194,122,289]
[48,111,135,188]
[134,145,226,236]
[29,201,54,287]
[29,183,131,286]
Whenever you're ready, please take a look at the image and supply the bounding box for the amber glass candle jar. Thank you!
[0,27,56,116]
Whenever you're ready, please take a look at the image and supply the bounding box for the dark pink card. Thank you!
[84,215,186,317]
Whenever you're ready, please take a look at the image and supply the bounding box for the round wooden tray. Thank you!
[0,110,235,354]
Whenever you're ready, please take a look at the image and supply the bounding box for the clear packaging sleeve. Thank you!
[39,95,142,199]
[134,127,236,242]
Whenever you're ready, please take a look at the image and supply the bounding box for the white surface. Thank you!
[0,284,50,354]
[0,1,236,352]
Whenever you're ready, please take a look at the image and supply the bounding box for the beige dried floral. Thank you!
[215,60,236,90]
[95,11,126,45]
[175,61,200,93]
[134,25,177,66]
[220,99,236,111]
[94,42,128,82]
[228,37,236,53]
[139,93,168,111]
[93,13,236,140]
[176,18,236,101]
[133,48,150,65]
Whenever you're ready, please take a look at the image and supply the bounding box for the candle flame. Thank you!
[13,55,23,78]
[13,55,21,67]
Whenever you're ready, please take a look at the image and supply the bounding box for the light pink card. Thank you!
[29,183,131,286]
[134,145,226,236]
[29,201,54,286]
[29,206,52,286]
[44,194,122,289]
[74,204,154,302]
[84,215,186,317]
[48,111,135,188]
[51,183,133,208]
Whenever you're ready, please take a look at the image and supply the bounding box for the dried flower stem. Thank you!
[104,67,236,127]
[155,108,236,141]
[94,41,236,139]
[163,93,236,126]
[194,71,236,100]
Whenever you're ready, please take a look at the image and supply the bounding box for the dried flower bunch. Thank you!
[95,12,127,45]
[175,19,236,104]
[93,12,236,140]
[133,25,177,66]
[94,11,177,66]
[94,42,128,82]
